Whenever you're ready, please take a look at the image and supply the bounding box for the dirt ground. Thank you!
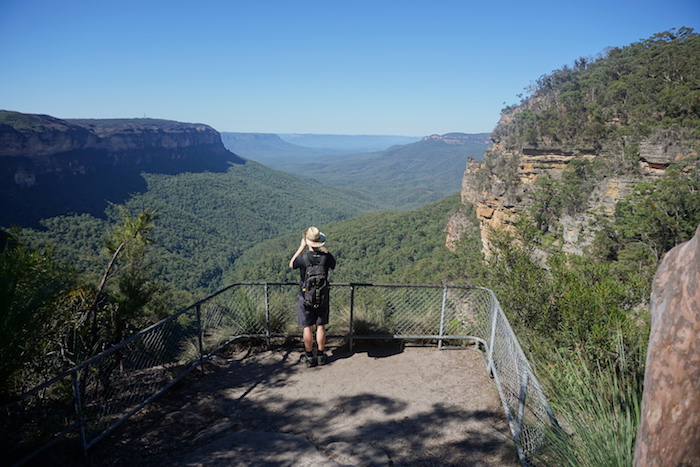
[90,340,520,466]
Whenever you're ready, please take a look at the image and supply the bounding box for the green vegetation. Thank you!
[286,135,490,210]
[494,27,700,150]
[535,342,642,467]
[3,28,699,465]
[24,160,383,293]
[530,158,601,231]
[599,165,700,262]
[226,193,465,285]
[455,29,700,462]
[0,229,74,397]
[0,207,177,397]
[456,162,700,466]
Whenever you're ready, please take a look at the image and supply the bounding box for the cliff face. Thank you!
[446,120,698,255]
[0,111,241,190]
[0,110,245,228]
[0,114,97,156]
[446,29,700,255]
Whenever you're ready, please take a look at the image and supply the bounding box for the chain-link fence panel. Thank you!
[347,285,442,337]
[441,286,493,341]
[483,293,558,464]
[79,306,201,446]
[7,282,557,467]
[319,284,351,336]
[265,283,303,336]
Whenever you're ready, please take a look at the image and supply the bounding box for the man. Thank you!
[289,226,336,367]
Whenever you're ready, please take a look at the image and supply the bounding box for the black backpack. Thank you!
[301,254,329,309]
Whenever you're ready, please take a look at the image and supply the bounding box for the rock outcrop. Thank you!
[0,114,97,156]
[0,111,225,157]
[446,127,698,255]
[0,110,244,228]
[446,29,700,255]
[0,110,242,190]
[634,223,700,466]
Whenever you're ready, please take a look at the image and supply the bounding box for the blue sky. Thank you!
[1,1,698,136]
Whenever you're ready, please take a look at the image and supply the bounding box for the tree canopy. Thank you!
[494,27,700,149]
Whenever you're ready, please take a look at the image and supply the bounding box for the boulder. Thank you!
[634,224,700,466]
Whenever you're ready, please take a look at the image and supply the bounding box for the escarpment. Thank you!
[447,123,698,255]
[0,110,244,227]
[1,111,241,187]
[447,29,700,255]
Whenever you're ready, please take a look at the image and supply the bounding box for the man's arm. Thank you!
[289,235,307,268]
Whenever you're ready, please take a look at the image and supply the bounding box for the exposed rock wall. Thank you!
[0,112,223,157]
[0,111,245,228]
[68,118,222,151]
[634,223,700,466]
[0,114,97,156]
[447,125,698,255]
[0,111,240,192]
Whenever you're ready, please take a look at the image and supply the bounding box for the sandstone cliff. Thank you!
[446,29,700,256]
[1,111,240,191]
[0,110,244,227]
[0,111,227,155]
[446,123,698,255]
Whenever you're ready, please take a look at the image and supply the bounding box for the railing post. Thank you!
[514,371,529,464]
[516,371,529,437]
[487,294,499,377]
[264,283,271,349]
[72,371,88,463]
[438,286,448,350]
[349,284,356,353]
[196,303,204,373]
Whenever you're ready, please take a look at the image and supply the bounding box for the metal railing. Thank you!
[2,283,558,466]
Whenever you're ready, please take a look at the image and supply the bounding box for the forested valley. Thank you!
[2,28,700,466]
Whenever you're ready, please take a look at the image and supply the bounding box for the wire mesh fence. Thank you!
[2,283,558,467]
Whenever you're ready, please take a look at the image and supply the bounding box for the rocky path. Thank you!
[91,341,519,466]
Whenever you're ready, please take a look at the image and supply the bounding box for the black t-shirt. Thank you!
[293,250,336,285]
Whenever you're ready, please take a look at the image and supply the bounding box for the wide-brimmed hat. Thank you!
[305,226,326,247]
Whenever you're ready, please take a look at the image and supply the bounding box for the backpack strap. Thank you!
[302,252,327,268]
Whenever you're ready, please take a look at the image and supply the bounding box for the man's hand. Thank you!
[290,233,308,268]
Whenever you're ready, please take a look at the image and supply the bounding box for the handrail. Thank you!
[5,283,557,467]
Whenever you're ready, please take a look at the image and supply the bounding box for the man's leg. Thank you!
[301,325,317,367]
[303,326,314,352]
[316,324,326,352]
[316,325,327,365]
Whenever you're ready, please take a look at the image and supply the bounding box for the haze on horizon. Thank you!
[1,0,698,137]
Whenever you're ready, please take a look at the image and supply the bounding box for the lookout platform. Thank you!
[90,341,519,466]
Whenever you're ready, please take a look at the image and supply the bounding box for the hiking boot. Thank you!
[317,353,327,366]
[301,353,317,368]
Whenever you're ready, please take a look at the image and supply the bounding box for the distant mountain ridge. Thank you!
[220,132,341,167]
[277,133,421,152]
[286,132,491,210]
[420,133,491,145]
[222,130,490,210]
[220,132,424,168]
